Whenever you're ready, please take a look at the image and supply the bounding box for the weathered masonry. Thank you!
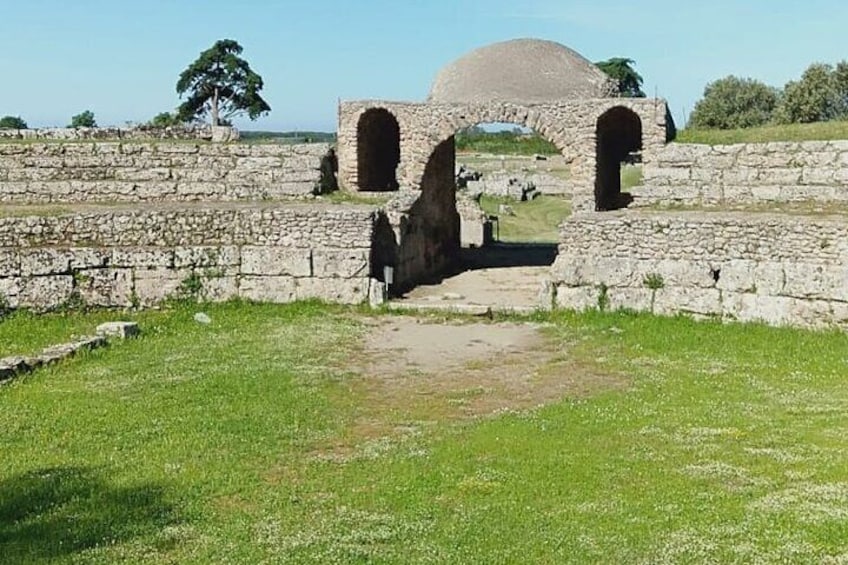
[0,204,380,310]
[551,211,848,328]
[0,136,380,310]
[4,37,848,330]
[337,39,672,291]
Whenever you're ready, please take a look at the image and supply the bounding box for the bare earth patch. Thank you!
[315,316,626,459]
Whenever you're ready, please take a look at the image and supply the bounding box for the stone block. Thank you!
[78,268,134,307]
[20,249,71,276]
[133,268,189,306]
[239,275,297,303]
[715,259,756,293]
[0,277,21,307]
[757,168,802,185]
[199,276,239,302]
[173,246,240,268]
[112,248,174,268]
[311,249,369,278]
[19,275,74,309]
[0,250,20,277]
[607,287,653,312]
[726,294,795,326]
[240,247,311,277]
[96,322,141,339]
[751,262,785,295]
[650,258,715,288]
[295,277,368,304]
[653,287,722,317]
[782,263,848,301]
[801,167,838,185]
[554,285,598,311]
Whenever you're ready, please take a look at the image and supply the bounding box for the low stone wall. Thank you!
[551,210,848,328]
[0,125,220,141]
[0,142,333,204]
[0,204,379,310]
[639,141,848,204]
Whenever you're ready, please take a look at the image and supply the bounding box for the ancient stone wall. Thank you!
[639,140,848,205]
[0,204,379,310]
[337,99,669,210]
[0,142,332,203]
[0,125,221,141]
[551,210,848,328]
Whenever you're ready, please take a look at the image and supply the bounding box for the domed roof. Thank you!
[427,39,615,104]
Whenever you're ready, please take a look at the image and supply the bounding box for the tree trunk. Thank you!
[211,87,219,126]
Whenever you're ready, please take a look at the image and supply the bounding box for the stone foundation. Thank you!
[0,142,333,204]
[0,204,379,310]
[551,210,848,328]
[639,140,848,205]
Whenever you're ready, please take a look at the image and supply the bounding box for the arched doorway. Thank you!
[387,123,564,307]
[356,108,400,191]
[595,107,642,211]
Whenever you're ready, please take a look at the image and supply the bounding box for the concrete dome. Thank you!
[428,39,615,104]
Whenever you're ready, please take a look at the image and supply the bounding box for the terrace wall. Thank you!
[551,210,848,328]
[0,204,379,310]
[0,142,333,204]
[639,140,848,205]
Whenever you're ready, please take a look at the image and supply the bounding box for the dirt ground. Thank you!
[317,316,626,458]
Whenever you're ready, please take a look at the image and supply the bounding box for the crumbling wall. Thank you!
[0,204,378,310]
[640,140,848,205]
[551,210,848,328]
[0,142,333,203]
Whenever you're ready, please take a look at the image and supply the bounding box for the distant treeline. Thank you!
[240,131,337,143]
[455,128,559,155]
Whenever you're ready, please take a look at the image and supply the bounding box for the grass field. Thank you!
[678,120,848,145]
[456,132,559,155]
[2,302,848,563]
[479,195,571,243]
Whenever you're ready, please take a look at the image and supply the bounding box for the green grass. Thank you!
[621,163,643,190]
[678,120,848,145]
[2,302,848,562]
[456,131,559,155]
[479,195,571,243]
[319,190,392,206]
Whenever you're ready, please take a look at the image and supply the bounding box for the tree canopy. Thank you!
[148,112,184,128]
[596,58,645,98]
[68,110,96,128]
[176,39,271,126]
[688,76,779,129]
[776,63,848,124]
[0,115,27,129]
[687,59,848,130]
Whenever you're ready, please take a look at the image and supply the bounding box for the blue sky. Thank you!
[1,0,846,131]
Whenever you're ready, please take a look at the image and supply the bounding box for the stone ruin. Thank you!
[2,38,848,329]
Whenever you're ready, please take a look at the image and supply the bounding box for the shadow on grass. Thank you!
[0,466,179,562]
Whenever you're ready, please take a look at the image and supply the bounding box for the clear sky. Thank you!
[1,0,846,131]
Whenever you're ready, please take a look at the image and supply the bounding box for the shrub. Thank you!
[147,112,183,128]
[688,76,779,129]
[68,110,97,128]
[776,63,846,124]
[0,115,28,129]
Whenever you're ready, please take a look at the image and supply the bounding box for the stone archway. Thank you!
[356,108,400,191]
[595,106,642,211]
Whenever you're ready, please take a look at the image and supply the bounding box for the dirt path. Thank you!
[316,316,626,459]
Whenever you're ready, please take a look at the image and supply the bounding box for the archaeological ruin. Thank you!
[2,38,848,328]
